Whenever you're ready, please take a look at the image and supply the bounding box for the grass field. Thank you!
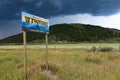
[0,43,120,80]
[0,43,120,50]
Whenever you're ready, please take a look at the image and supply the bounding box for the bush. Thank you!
[98,47,113,52]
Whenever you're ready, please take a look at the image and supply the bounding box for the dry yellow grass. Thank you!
[0,48,120,80]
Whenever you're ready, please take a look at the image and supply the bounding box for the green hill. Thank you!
[0,23,120,44]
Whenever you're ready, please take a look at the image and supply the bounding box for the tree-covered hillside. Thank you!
[0,23,120,43]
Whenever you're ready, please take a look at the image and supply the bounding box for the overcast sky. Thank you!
[0,0,120,39]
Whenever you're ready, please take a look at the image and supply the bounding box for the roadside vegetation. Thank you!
[0,44,120,80]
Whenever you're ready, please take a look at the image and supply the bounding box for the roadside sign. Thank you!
[22,12,49,80]
[22,12,49,34]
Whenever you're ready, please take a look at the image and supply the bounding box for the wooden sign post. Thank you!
[23,31,27,80]
[45,34,48,70]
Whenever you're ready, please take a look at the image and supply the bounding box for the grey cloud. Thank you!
[0,20,21,39]
[60,0,120,16]
[0,0,120,20]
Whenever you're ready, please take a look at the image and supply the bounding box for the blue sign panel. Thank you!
[22,12,49,34]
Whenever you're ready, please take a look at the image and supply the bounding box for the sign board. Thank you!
[22,12,49,80]
[22,12,49,34]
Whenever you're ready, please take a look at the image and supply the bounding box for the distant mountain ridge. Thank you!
[0,23,120,43]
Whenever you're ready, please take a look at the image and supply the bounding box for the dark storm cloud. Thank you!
[61,0,120,16]
[0,0,63,20]
[0,0,120,20]
[0,20,21,39]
